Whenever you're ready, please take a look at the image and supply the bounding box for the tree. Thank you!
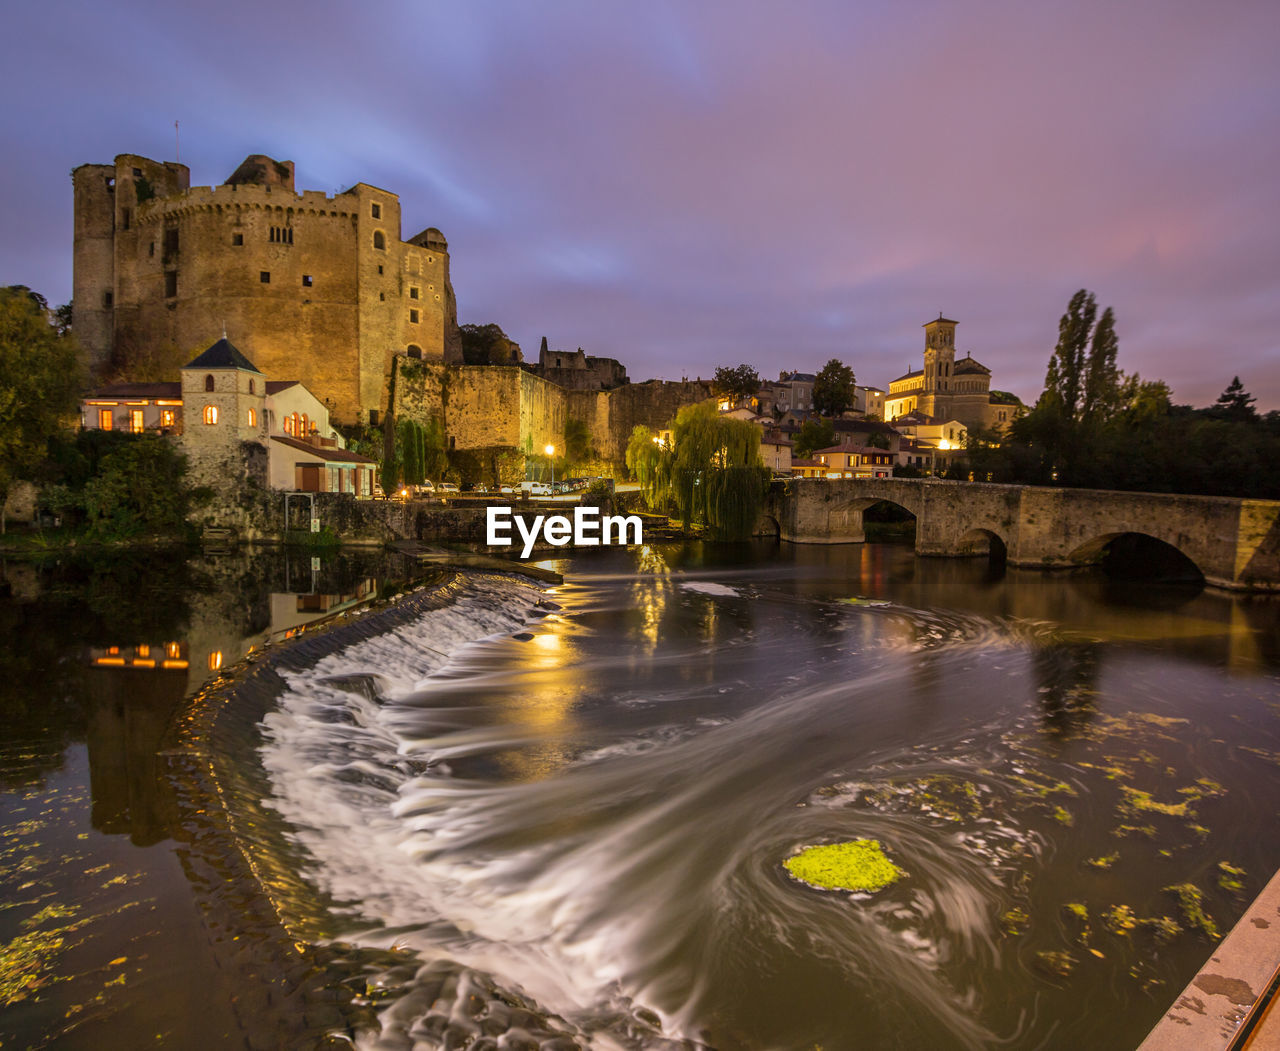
[565,418,592,463]
[81,437,195,541]
[1081,306,1119,421]
[793,417,835,458]
[1213,377,1257,422]
[1043,289,1096,419]
[0,287,84,531]
[712,364,761,404]
[459,323,522,366]
[812,359,856,416]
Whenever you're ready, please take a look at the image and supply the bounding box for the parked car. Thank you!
[526,482,551,497]
[438,482,460,495]
[498,484,515,494]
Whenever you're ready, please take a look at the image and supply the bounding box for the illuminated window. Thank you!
[130,409,144,433]
[301,413,309,435]
[98,408,113,430]
[166,643,181,659]
[203,405,218,425]
[208,651,223,671]
[136,644,150,658]
[160,409,175,427]
[248,408,257,427]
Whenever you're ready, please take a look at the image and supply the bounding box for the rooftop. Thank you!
[270,435,377,464]
[183,337,262,374]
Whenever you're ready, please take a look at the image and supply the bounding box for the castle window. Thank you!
[260,271,270,283]
[248,408,257,427]
[205,375,215,392]
[248,379,255,394]
[121,208,131,230]
[371,203,381,219]
[149,241,155,257]
[409,287,419,299]
[409,309,419,324]
[163,228,178,255]
[269,226,294,244]
[302,275,313,287]
[373,231,386,250]
[103,291,113,308]
[160,409,175,427]
[407,344,422,359]
[132,167,142,178]
[232,233,243,246]
[98,408,113,430]
[377,265,383,275]
[165,271,177,297]
[106,177,114,192]
[379,292,385,301]
[203,405,218,425]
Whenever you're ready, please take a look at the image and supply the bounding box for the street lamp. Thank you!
[545,444,555,490]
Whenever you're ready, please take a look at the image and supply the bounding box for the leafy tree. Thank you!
[793,417,835,458]
[81,436,195,540]
[459,323,522,366]
[1043,289,1096,419]
[712,364,761,404]
[1213,377,1257,422]
[565,417,592,463]
[661,402,771,539]
[0,287,84,531]
[812,359,856,416]
[626,425,662,500]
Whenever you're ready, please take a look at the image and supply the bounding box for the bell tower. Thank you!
[923,314,958,397]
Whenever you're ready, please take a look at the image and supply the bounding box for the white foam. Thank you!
[678,580,740,597]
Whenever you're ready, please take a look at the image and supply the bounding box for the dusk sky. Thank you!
[3,0,1278,408]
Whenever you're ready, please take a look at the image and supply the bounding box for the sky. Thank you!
[2,0,1279,408]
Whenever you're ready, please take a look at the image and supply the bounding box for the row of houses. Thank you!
[80,338,380,496]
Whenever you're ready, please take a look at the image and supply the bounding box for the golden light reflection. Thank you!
[532,633,560,652]
[131,658,155,668]
[207,651,223,671]
[632,544,671,653]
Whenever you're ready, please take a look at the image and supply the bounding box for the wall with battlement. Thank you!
[72,153,460,425]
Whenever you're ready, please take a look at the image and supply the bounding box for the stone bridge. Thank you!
[761,478,1280,591]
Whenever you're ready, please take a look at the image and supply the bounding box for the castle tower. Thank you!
[922,315,958,403]
[180,336,268,491]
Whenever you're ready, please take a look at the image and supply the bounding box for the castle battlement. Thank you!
[136,184,361,224]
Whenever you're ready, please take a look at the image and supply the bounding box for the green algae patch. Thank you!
[1118,786,1193,819]
[1139,915,1182,942]
[1103,904,1138,935]
[1001,907,1030,936]
[1034,950,1076,979]
[1217,861,1246,893]
[1164,882,1219,940]
[1052,805,1074,827]
[784,840,905,893]
[1085,852,1120,870]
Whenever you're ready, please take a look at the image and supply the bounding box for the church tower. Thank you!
[923,315,958,400]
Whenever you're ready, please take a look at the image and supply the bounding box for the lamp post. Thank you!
[545,444,555,491]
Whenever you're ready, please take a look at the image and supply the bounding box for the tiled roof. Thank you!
[953,354,990,375]
[84,382,181,400]
[183,337,262,373]
[270,435,376,464]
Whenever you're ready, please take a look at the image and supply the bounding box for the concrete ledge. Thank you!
[1140,867,1280,1050]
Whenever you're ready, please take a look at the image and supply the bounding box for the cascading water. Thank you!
[254,549,1280,1050]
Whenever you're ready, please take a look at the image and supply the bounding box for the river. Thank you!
[1,540,1278,1050]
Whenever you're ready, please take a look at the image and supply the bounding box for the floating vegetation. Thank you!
[1034,950,1076,979]
[1117,786,1193,819]
[0,928,66,1005]
[1112,824,1156,839]
[1103,904,1138,935]
[1009,773,1077,799]
[1241,746,1280,765]
[1001,907,1030,936]
[1217,862,1246,894]
[784,840,905,893]
[1062,903,1092,945]
[1140,916,1182,942]
[1085,852,1119,870]
[1053,805,1074,826]
[1164,883,1220,940]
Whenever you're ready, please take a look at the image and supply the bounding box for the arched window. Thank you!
[373,230,386,250]
[301,413,310,436]
[203,405,218,425]
[407,344,422,359]
[248,408,257,427]
[205,374,215,392]
[249,379,255,394]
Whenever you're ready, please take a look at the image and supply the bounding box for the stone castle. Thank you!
[73,152,711,482]
[73,152,460,424]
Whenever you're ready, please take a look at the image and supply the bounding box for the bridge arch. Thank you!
[1068,531,1204,583]
[954,527,1008,562]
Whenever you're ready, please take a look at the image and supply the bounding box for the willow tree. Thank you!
[626,425,664,507]
[647,402,771,540]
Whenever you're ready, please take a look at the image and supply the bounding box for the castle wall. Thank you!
[74,154,458,425]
